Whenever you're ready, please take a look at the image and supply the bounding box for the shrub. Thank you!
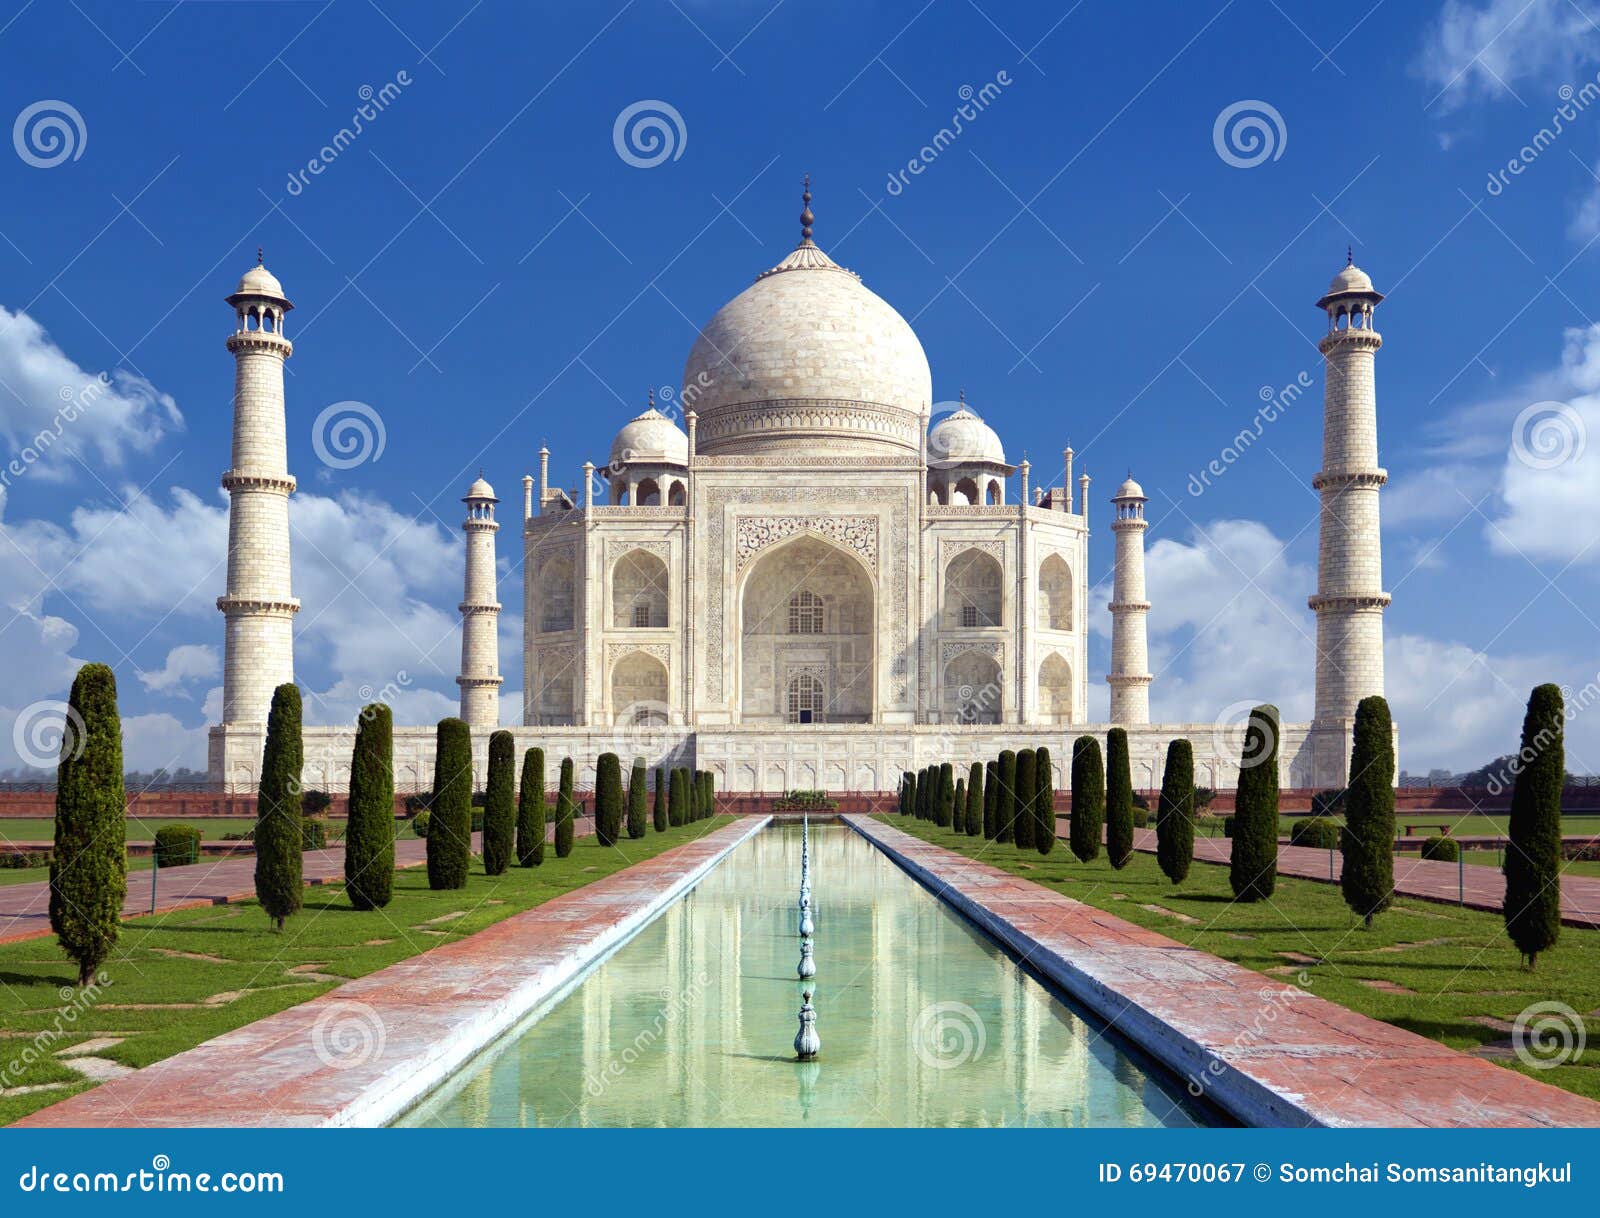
[628,759,648,839]
[983,761,998,839]
[345,703,395,909]
[252,684,305,929]
[1340,695,1394,928]
[1194,787,1217,812]
[1013,750,1037,850]
[669,767,689,827]
[917,766,931,821]
[1229,704,1280,903]
[965,762,983,836]
[403,793,430,818]
[302,818,328,851]
[1132,791,1151,811]
[653,767,668,833]
[900,771,914,816]
[1421,835,1459,862]
[1290,817,1340,850]
[1505,684,1564,967]
[153,824,202,868]
[1105,729,1134,869]
[426,718,473,890]
[554,758,576,857]
[410,809,431,838]
[594,753,623,846]
[774,789,836,811]
[996,750,1017,843]
[517,748,546,867]
[3,850,52,869]
[1035,745,1055,855]
[481,731,516,876]
[1311,788,1347,819]
[49,663,126,984]
[702,770,717,819]
[936,762,955,828]
[1156,738,1195,885]
[302,789,333,817]
[1222,816,1236,838]
[1131,806,1151,829]
[953,777,965,830]
[1069,736,1104,863]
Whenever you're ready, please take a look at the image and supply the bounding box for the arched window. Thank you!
[787,672,824,723]
[1038,554,1073,631]
[944,549,1002,629]
[668,481,686,506]
[612,549,668,628]
[788,589,824,634]
[537,551,575,633]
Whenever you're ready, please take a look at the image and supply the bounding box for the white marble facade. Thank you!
[209,199,1392,794]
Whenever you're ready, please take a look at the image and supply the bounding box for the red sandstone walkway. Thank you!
[0,820,594,946]
[1124,827,1600,930]
[15,816,763,1127]
[855,816,1600,1128]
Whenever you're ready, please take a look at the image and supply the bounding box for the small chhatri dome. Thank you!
[928,402,1006,465]
[1113,473,1146,500]
[610,396,689,467]
[464,472,497,501]
[232,251,287,301]
[1326,263,1374,295]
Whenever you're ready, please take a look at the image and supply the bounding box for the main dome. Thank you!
[681,204,931,457]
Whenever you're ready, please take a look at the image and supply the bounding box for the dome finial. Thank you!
[257,245,264,266]
[647,387,655,409]
[800,173,814,245]
[958,387,965,404]
[1346,245,1353,266]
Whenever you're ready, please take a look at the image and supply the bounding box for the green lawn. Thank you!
[0,857,159,887]
[0,817,733,1126]
[1,818,264,844]
[1455,850,1600,879]
[885,816,1600,1103]
[1186,814,1600,840]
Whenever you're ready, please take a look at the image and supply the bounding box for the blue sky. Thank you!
[3,0,1600,776]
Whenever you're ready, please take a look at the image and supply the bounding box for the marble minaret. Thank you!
[457,474,502,729]
[1310,257,1389,775]
[218,254,298,725]
[1107,474,1152,724]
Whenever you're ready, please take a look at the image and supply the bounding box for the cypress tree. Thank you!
[1505,684,1564,967]
[1035,745,1056,855]
[936,762,955,828]
[705,769,717,820]
[1155,738,1195,885]
[595,752,623,846]
[1229,704,1280,902]
[983,761,999,838]
[653,767,668,833]
[253,683,305,926]
[954,777,965,829]
[1069,735,1105,863]
[1341,696,1395,927]
[426,717,473,889]
[1105,729,1134,869]
[554,757,576,857]
[996,750,1017,843]
[669,766,689,827]
[344,702,395,909]
[965,762,984,836]
[482,730,516,876]
[1014,749,1037,850]
[627,758,649,839]
[516,747,546,867]
[49,662,126,984]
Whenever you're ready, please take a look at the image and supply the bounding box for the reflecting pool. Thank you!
[398,824,1211,1127]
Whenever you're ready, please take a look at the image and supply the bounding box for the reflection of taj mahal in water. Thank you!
[208,186,1392,794]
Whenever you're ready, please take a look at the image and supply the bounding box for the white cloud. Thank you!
[137,643,220,694]
[1416,0,1600,113]
[121,711,210,773]
[1489,323,1600,562]
[0,304,182,481]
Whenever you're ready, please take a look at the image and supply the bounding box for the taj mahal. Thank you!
[208,185,1392,795]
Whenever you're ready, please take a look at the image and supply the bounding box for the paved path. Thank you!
[15,817,763,1127]
[856,816,1600,1127]
[0,820,594,946]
